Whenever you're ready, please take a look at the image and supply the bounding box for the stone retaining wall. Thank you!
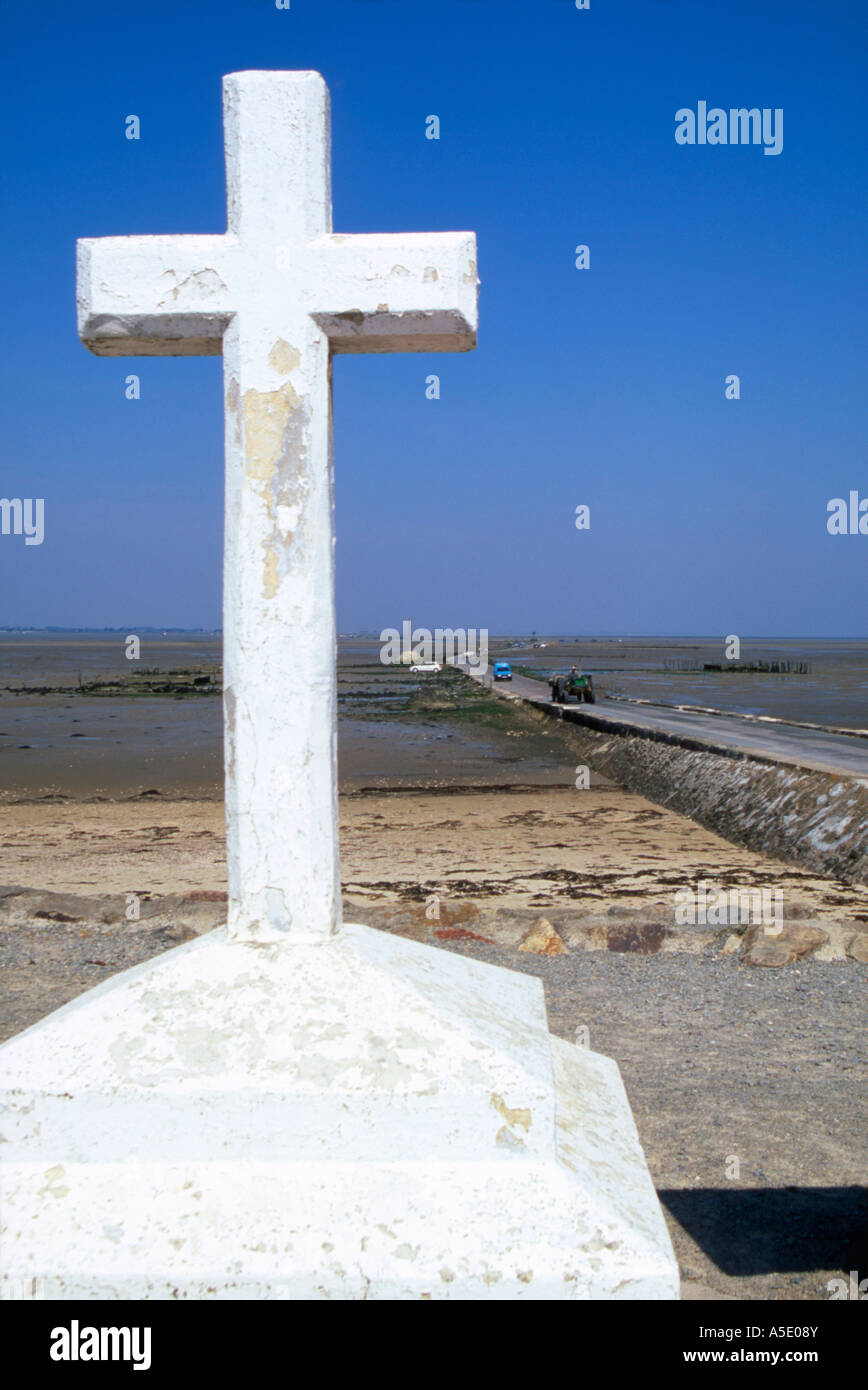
[517,698,868,886]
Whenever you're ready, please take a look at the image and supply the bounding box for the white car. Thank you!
[409,662,442,673]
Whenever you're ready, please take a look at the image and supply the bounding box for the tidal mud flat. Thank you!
[0,651,566,800]
[0,635,224,801]
[3,631,865,799]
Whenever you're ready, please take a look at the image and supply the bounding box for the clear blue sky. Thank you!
[1,0,865,635]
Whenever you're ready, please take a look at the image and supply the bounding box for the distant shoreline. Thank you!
[2,630,867,641]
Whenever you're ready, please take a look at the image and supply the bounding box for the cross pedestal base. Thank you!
[0,926,678,1299]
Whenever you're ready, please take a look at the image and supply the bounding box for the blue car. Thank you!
[493,661,512,681]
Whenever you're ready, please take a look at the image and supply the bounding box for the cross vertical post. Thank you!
[221,75,338,944]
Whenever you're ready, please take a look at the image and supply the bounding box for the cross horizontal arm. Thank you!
[77,235,236,356]
[306,232,478,353]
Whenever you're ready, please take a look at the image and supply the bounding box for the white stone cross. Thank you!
[77,71,477,944]
[0,78,677,1294]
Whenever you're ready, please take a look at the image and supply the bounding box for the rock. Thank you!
[740,936,795,967]
[606,922,666,955]
[847,932,868,963]
[561,921,608,952]
[721,934,742,955]
[0,886,29,902]
[666,927,720,954]
[434,927,495,945]
[425,901,480,929]
[740,922,828,968]
[813,923,859,963]
[519,918,568,955]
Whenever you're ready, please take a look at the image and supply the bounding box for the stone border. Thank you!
[3,888,866,968]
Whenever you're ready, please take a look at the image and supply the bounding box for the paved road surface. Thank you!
[482,670,868,779]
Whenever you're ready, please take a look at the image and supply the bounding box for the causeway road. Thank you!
[477,669,868,780]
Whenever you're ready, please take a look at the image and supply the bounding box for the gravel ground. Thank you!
[431,935,868,1301]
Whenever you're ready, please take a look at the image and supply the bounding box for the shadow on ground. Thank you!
[660,1186,867,1278]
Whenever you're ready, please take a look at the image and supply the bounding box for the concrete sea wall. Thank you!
[519,700,868,886]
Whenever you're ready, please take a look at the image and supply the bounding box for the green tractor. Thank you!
[549,670,596,704]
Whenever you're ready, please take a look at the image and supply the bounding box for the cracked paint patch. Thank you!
[157,267,228,304]
[491,1093,531,1129]
[226,378,241,446]
[495,1125,526,1151]
[241,369,310,599]
[224,686,236,786]
[268,339,300,376]
[394,1243,419,1261]
[243,380,300,482]
[177,268,228,298]
[39,1164,69,1199]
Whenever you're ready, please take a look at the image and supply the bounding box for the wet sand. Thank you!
[5,785,868,922]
